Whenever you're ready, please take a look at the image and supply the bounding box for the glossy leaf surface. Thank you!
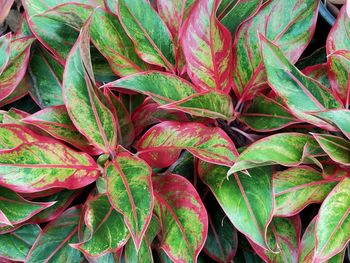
[153,174,208,262]
[105,152,153,250]
[314,110,350,140]
[137,121,238,168]
[315,177,350,261]
[181,0,232,93]
[199,162,273,250]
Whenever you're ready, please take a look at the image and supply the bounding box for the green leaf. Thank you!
[260,35,342,130]
[199,162,273,250]
[161,91,234,120]
[72,195,129,256]
[239,94,298,131]
[0,124,38,149]
[26,206,83,263]
[118,0,176,71]
[250,216,301,262]
[273,166,338,216]
[22,105,101,154]
[312,133,350,165]
[0,74,30,108]
[0,141,100,193]
[124,216,160,263]
[28,45,64,108]
[218,0,262,36]
[105,152,153,250]
[105,71,198,105]
[302,63,331,88]
[314,110,350,140]
[137,121,238,168]
[232,0,319,96]
[152,174,208,262]
[315,177,350,261]
[0,186,54,226]
[63,19,117,153]
[0,224,41,261]
[228,133,321,175]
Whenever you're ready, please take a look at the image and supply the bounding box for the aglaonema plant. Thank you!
[0,0,349,262]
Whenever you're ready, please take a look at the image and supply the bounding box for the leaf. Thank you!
[199,162,273,250]
[218,0,262,36]
[26,206,83,263]
[137,121,238,168]
[22,105,101,154]
[238,94,298,132]
[152,174,208,262]
[299,217,347,263]
[273,166,338,216]
[106,90,135,147]
[63,19,117,153]
[203,205,238,262]
[302,63,331,88]
[315,177,350,261]
[124,216,160,263]
[232,0,319,96]
[105,71,199,105]
[118,0,176,71]
[161,90,234,120]
[0,0,14,24]
[0,33,12,73]
[0,37,34,102]
[312,133,350,165]
[131,99,188,136]
[0,224,41,262]
[71,195,129,256]
[0,141,100,193]
[228,133,321,175]
[105,152,153,250]
[250,216,301,263]
[181,0,232,93]
[327,50,350,105]
[0,186,54,227]
[0,74,30,108]
[28,45,64,108]
[260,35,342,130]
[314,110,350,140]
[0,124,38,149]
[30,190,80,223]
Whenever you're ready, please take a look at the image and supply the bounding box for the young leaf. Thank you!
[0,141,100,193]
[0,186,54,226]
[161,90,234,120]
[118,0,176,71]
[218,0,262,36]
[273,166,338,216]
[260,35,342,130]
[105,71,199,105]
[22,105,101,154]
[232,0,319,96]
[315,177,350,262]
[26,206,83,263]
[250,216,301,263]
[63,18,117,154]
[314,110,350,140]
[137,121,238,168]
[238,94,298,132]
[71,195,129,256]
[199,162,273,250]
[228,133,321,175]
[181,0,232,93]
[105,152,153,250]
[106,90,135,147]
[0,224,41,262]
[152,174,208,262]
[28,45,64,108]
[312,133,350,165]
